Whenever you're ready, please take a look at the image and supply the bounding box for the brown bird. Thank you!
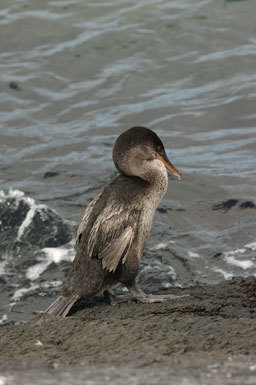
[45,126,184,316]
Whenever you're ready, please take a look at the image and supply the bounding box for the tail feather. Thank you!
[45,295,79,317]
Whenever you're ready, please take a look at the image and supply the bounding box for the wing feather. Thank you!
[99,225,134,272]
[76,192,102,243]
[77,194,140,273]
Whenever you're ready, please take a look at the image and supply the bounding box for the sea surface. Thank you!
[1,0,256,327]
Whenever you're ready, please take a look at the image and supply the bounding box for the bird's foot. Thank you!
[127,282,189,303]
[103,290,133,305]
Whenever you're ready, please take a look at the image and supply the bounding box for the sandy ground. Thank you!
[0,277,256,384]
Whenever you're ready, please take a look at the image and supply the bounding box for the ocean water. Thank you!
[1,0,256,325]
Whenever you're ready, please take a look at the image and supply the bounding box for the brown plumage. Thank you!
[45,126,184,317]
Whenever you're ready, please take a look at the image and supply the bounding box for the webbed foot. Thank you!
[103,290,133,305]
[126,282,189,303]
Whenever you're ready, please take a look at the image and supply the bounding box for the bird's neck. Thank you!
[123,159,167,205]
[141,160,168,201]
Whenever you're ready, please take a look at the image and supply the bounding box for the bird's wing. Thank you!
[96,210,139,272]
[76,192,102,243]
[86,203,140,273]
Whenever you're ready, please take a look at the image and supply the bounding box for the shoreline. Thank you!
[1,277,256,383]
[0,354,256,385]
[0,277,255,365]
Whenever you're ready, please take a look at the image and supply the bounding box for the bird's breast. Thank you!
[133,202,157,257]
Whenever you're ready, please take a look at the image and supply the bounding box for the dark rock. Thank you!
[212,199,238,211]
[43,172,59,179]
[0,193,73,253]
[9,81,20,90]
[239,201,255,209]
[157,207,168,214]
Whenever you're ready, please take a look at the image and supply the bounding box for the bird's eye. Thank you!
[156,145,162,152]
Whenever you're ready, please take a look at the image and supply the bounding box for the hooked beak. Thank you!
[157,154,182,181]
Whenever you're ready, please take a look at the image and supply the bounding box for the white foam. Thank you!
[140,259,177,282]
[0,259,8,277]
[16,202,37,240]
[12,283,40,301]
[10,281,62,305]
[213,267,233,280]
[224,248,246,256]
[150,240,175,251]
[16,198,46,241]
[26,245,75,281]
[224,255,254,270]
[166,265,176,278]
[0,189,25,202]
[188,251,200,258]
[0,376,13,385]
[0,314,8,324]
[245,242,256,251]
[0,189,48,241]
[26,262,47,281]
[43,246,75,263]
[150,242,168,251]
[41,280,62,289]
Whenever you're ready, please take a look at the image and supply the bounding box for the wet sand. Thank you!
[1,277,256,383]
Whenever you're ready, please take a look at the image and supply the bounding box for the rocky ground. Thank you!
[0,277,256,384]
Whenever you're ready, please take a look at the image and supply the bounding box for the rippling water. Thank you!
[0,0,256,325]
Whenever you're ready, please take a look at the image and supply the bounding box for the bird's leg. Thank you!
[103,290,133,305]
[126,281,189,303]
